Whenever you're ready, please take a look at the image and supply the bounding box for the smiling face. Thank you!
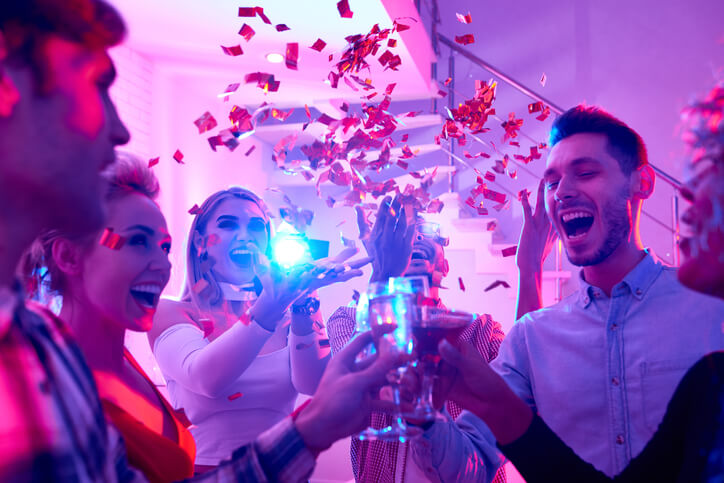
[77,193,171,332]
[678,159,724,297]
[544,133,635,266]
[200,197,269,285]
[0,35,130,235]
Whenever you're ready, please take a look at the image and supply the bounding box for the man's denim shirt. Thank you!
[491,251,724,476]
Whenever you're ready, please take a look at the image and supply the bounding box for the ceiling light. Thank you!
[266,53,284,64]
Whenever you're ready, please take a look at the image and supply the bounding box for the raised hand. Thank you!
[517,179,557,273]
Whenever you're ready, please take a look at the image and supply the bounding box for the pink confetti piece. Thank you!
[517,189,531,201]
[528,101,544,114]
[387,38,397,47]
[456,12,473,24]
[238,23,255,41]
[458,277,466,291]
[200,319,215,338]
[173,149,184,164]
[188,204,201,215]
[484,280,510,292]
[310,38,326,51]
[285,42,298,70]
[501,245,517,257]
[454,34,475,45]
[244,145,256,156]
[224,83,240,94]
[193,111,218,134]
[275,24,290,32]
[227,392,243,401]
[540,72,547,87]
[337,0,353,18]
[238,7,256,17]
[99,228,125,250]
[486,220,497,231]
[221,44,243,56]
[148,157,159,168]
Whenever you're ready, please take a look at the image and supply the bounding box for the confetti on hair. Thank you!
[148,157,159,168]
[238,24,255,41]
[173,149,184,164]
[337,0,353,18]
[221,44,243,56]
[310,38,326,51]
[227,392,243,401]
[501,245,517,257]
[285,42,298,70]
[458,277,466,291]
[244,145,256,156]
[454,34,475,45]
[99,228,125,250]
[456,12,473,24]
[188,204,201,215]
[276,24,290,32]
[193,111,218,134]
[484,280,510,292]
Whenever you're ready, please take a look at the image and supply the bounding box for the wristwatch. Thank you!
[291,297,320,316]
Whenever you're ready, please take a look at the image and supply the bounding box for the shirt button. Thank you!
[611,377,620,386]
[616,435,625,445]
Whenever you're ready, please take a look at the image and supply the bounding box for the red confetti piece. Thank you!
[536,106,551,122]
[193,111,217,134]
[244,145,256,156]
[238,24,255,41]
[271,108,294,121]
[387,39,397,47]
[188,204,201,215]
[223,83,240,96]
[173,150,184,164]
[221,44,243,56]
[401,134,409,142]
[244,72,280,92]
[238,7,255,17]
[397,160,408,170]
[275,24,290,32]
[285,42,298,70]
[456,12,473,24]
[485,171,496,182]
[454,34,475,45]
[227,392,243,401]
[484,280,510,292]
[310,38,326,51]
[540,73,547,87]
[444,77,452,86]
[483,188,506,203]
[394,21,410,33]
[458,277,466,291]
[502,246,517,257]
[99,228,125,250]
[148,157,159,168]
[487,220,497,231]
[517,189,531,201]
[528,101,544,114]
[337,0,353,18]
[427,199,444,213]
[385,83,396,95]
[200,319,214,338]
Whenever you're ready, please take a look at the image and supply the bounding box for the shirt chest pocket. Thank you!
[639,358,695,433]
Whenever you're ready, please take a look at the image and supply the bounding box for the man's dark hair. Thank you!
[549,105,648,176]
[1,0,125,83]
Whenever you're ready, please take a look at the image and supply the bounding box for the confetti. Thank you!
[200,319,214,338]
[483,188,506,203]
[99,228,125,250]
[192,278,209,294]
[285,42,298,70]
[517,189,531,201]
[337,0,353,18]
[227,392,243,401]
[458,277,466,291]
[238,24,255,41]
[486,220,497,231]
[501,245,517,257]
[275,24,290,32]
[426,199,444,213]
[484,280,510,292]
[387,39,397,47]
[148,157,159,168]
[188,204,201,215]
[454,34,475,45]
[310,38,326,51]
[536,106,551,121]
[173,149,184,164]
[244,145,256,156]
[221,44,243,56]
[255,7,271,24]
[540,73,547,87]
[528,101,544,114]
[244,72,280,92]
[238,7,255,17]
[456,12,473,24]
[193,111,218,134]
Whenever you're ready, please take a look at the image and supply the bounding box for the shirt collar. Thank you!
[0,281,22,339]
[578,249,662,307]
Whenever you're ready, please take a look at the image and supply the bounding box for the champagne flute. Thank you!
[356,277,422,442]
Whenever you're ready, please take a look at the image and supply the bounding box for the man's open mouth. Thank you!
[560,210,595,240]
[411,244,433,262]
[130,284,161,309]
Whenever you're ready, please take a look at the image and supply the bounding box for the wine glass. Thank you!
[356,277,422,442]
[402,307,475,422]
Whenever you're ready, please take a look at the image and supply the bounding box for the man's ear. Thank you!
[631,164,655,200]
[0,30,20,117]
[51,238,84,278]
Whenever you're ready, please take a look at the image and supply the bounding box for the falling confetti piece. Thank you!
[337,0,353,18]
[193,111,218,134]
[173,150,184,164]
[238,7,256,17]
[458,277,466,291]
[501,246,517,257]
[275,24,290,32]
[221,44,243,56]
[456,12,473,24]
[484,280,510,292]
[99,228,125,250]
[244,145,256,156]
[517,189,531,201]
[310,38,326,51]
[486,220,497,231]
[540,72,547,87]
[285,42,298,70]
[238,24,255,41]
[188,204,201,215]
[454,34,475,45]
[387,38,397,47]
[148,157,159,168]
[227,392,243,401]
